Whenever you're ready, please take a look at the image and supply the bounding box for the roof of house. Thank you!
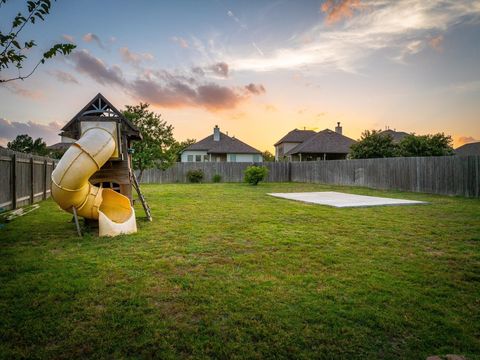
[285,129,356,155]
[380,129,409,143]
[47,142,72,151]
[455,141,480,156]
[184,131,262,154]
[61,93,141,141]
[274,129,317,146]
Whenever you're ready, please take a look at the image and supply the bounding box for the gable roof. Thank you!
[61,93,141,140]
[380,129,409,143]
[455,141,480,156]
[285,129,356,155]
[184,131,261,154]
[274,129,316,146]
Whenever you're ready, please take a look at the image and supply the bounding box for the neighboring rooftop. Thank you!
[380,129,409,143]
[285,129,356,155]
[184,126,261,154]
[274,129,317,146]
[47,142,72,151]
[455,141,480,156]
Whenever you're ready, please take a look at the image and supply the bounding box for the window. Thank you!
[187,155,193,162]
[253,155,260,162]
[229,154,237,162]
[204,155,209,162]
[195,155,202,162]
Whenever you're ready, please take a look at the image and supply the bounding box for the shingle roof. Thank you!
[380,129,409,143]
[285,129,356,155]
[274,129,316,146]
[455,142,480,156]
[47,142,72,151]
[184,131,261,154]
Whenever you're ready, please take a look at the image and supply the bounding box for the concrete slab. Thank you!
[267,191,427,208]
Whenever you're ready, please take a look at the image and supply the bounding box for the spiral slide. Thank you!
[51,122,137,237]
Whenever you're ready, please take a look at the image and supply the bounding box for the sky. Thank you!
[1,0,480,151]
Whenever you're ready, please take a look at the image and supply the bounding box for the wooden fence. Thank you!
[0,148,57,211]
[138,162,291,183]
[138,156,480,198]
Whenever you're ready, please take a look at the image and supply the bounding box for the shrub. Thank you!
[212,174,222,183]
[244,165,269,186]
[186,169,204,183]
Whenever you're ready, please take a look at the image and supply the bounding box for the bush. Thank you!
[186,169,204,183]
[244,165,269,186]
[212,174,222,183]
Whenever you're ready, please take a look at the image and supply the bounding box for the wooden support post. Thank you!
[72,207,82,237]
[11,153,17,210]
[43,160,48,200]
[30,157,34,204]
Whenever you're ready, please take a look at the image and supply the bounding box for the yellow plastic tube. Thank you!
[51,123,137,237]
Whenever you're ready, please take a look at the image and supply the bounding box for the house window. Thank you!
[253,155,260,162]
[187,155,193,162]
[195,155,202,162]
[230,154,237,162]
[204,155,209,162]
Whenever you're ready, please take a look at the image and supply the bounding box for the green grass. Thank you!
[1,183,479,359]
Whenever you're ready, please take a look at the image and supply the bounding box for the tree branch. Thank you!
[0,58,42,83]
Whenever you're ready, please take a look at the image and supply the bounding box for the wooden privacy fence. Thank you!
[0,148,57,211]
[138,162,291,183]
[138,156,479,198]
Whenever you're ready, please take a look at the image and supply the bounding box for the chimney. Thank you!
[213,125,220,141]
[335,122,342,135]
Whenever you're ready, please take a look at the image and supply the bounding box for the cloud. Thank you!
[48,70,79,84]
[227,9,247,29]
[3,83,44,100]
[210,62,229,77]
[82,33,104,49]
[321,0,362,25]
[69,49,124,86]
[0,118,63,146]
[429,35,444,51]
[62,34,75,43]
[229,0,480,73]
[457,136,479,146]
[130,69,266,111]
[119,47,154,66]
[171,36,189,48]
[245,83,265,95]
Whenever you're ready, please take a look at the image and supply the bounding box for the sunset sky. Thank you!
[1,0,480,151]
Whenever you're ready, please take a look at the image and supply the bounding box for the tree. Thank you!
[123,103,175,181]
[166,138,196,164]
[349,130,397,159]
[262,150,275,162]
[397,133,454,157]
[0,0,76,83]
[7,134,48,155]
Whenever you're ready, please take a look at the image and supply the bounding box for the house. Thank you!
[380,129,409,143]
[275,122,356,161]
[274,129,316,161]
[181,125,263,163]
[455,141,480,156]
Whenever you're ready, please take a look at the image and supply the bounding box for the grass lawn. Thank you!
[1,183,479,359]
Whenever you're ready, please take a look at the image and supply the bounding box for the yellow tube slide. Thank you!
[51,122,137,237]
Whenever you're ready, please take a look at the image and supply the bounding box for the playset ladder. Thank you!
[131,171,152,222]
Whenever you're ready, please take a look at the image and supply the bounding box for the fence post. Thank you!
[11,153,17,210]
[30,157,34,204]
[43,160,48,200]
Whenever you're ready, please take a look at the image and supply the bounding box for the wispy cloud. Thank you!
[62,34,75,43]
[457,136,479,145]
[48,70,79,84]
[119,47,154,66]
[227,9,247,29]
[69,49,124,86]
[171,36,189,48]
[428,34,444,51]
[230,0,480,73]
[321,0,362,25]
[3,83,44,100]
[0,118,63,146]
[82,33,104,49]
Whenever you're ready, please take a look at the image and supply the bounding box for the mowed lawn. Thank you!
[1,183,479,359]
